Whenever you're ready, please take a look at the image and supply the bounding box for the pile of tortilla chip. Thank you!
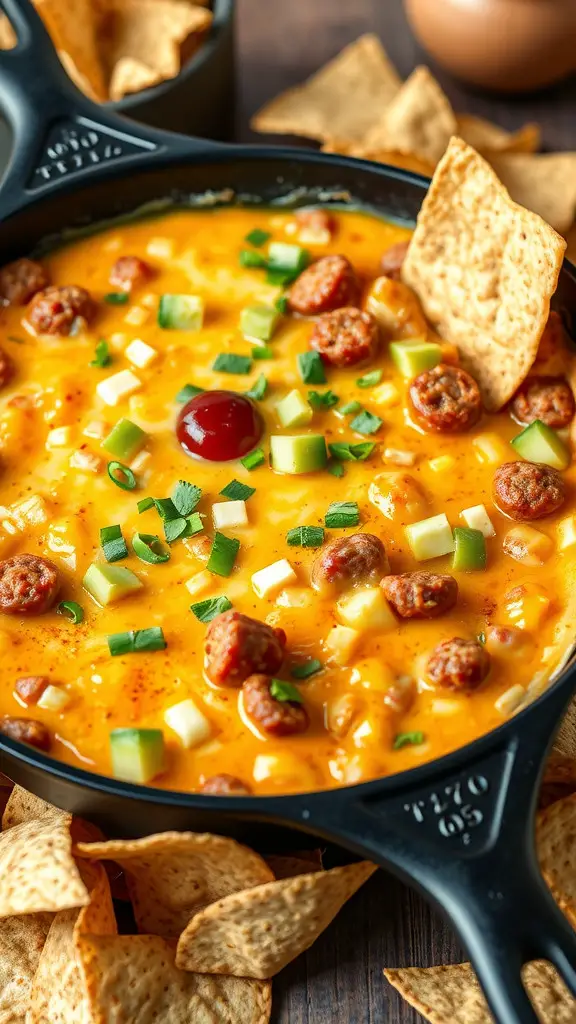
[252,34,576,259]
[0,0,213,102]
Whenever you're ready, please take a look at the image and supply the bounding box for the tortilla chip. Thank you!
[364,66,456,167]
[2,784,63,830]
[109,56,163,100]
[76,831,273,935]
[0,13,16,48]
[322,139,435,177]
[0,913,52,1023]
[265,849,324,879]
[384,960,574,1024]
[488,153,576,235]
[78,933,272,1024]
[33,0,107,101]
[100,0,212,82]
[555,697,576,761]
[402,137,566,411]
[0,816,88,916]
[176,861,376,978]
[251,34,401,143]
[28,859,116,1024]
[457,115,541,155]
[537,793,576,927]
[540,753,576,809]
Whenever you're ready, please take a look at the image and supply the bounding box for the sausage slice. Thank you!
[28,285,96,335]
[242,674,309,736]
[311,307,380,368]
[109,255,153,292]
[0,716,51,750]
[14,675,50,705]
[0,554,60,615]
[510,376,575,429]
[288,255,359,316]
[0,258,49,305]
[311,534,389,595]
[409,364,482,432]
[493,462,565,521]
[205,610,286,687]
[382,572,458,619]
[427,637,490,692]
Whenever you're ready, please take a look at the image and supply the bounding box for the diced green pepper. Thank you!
[239,304,280,342]
[158,295,204,330]
[270,434,327,474]
[110,728,165,784]
[83,563,143,606]
[389,340,443,378]
[275,390,313,428]
[511,419,570,471]
[452,527,487,571]
[102,418,148,461]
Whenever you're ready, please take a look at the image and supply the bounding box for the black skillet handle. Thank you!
[0,0,224,217]
[301,677,576,1024]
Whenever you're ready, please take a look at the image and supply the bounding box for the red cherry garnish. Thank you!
[176,390,264,462]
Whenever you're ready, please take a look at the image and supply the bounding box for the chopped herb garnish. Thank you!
[291,659,323,679]
[286,525,325,548]
[6,335,24,344]
[356,369,383,388]
[245,228,271,247]
[270,679,304,703]
[175,383,204,404]
[325,501,360,528]
[57,600,84,625]
[164,517,190,544]
[275,295,289,314]
[100,524,128,563]
[245,373,268,400]
[239,249,267,269]
[350,410,383,435]
[241,447,265,471]
[252,345,274,360]
[393,731,425,750]
[153,497,179,520]
[328,441,376,462]
[212,353,252,375]
[220,480,256,501]
[190,595,233,623]
[107,461,137,491]
[184,512,204,536]
[137,497,155,513]
[207,532,240,577]
[104,292,129,305]
[327,460,345,477]
[108,627,167,656]
[307,389,339,410]
[266,268,297,287]
[478,631,487,645]
[172,480,202,517]
[298,351,327,385]
[339,400,362,416]
[90,339,111,367]
[132,532,170,564]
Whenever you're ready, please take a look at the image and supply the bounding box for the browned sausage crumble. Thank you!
[28,285,96,335]
[109,255,153,292]
[311,534,389,595]
[382,572,458,619]
[200,774,251,795]
[205,610,286,687]
[242,674,309,736]
[510,376,575,429]
[14,675,50,705]
[288,255,359,316]
[493,461,566,521]
[0,715,51,750]
[311,307,380,368]
[427,638,491,692]
[0,554,61,615]
[409,363,483,432]
[0,258,49,305]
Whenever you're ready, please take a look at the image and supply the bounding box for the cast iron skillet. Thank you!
[0,3,575,1022]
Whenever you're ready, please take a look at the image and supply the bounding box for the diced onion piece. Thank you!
[97,369,142,407]
[124,306,149,326]
[69,450,102,473]
[10,494,49,528]
[252,751,318,789]
[141,293,158,311]
[337,588,396,632]
[125,338,159,369]
[495,684,526,716]
[185,570,213,597]
[297,226,331,245]
[405,513,454,561]
[110,332,128,351]
[431,698,461,715]
[83,420,109,440]
[251,558,297,598]
[37,684,70,712]
[472,433,509,466]
[212,500,248,530]
[460,503,495,537]
[324,624,360,665]
[146,237,174,259]
[46,426,71,450]
[382,447,416,467]
[372,382,401,408]
[503,583,550,631]
[383,675,416,713]
[427,455,455,473]
[503,525,554,566]
[326,693,361,739]
[557,515,576,550]
[164,698,212,749]
[275,587,313,608]
[130,450,151,472]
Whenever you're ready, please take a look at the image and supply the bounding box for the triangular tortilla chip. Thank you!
[265,849,324,879]
[0,913,52,1023]
[175,861,376,978]
[384,960,575,1024]
[251,34,401,143]
[78,934,272,1024]
[322,138,435,177]
[402,137,566,411]
[489,153,576,235]
[28,859,116,1024]
[457,115,541,155]
[109,56,162,100]
[76,832,273,935]
[100,0,212,81]
[0,816,88,916]
[364,66,456,166]
[537,792,576,927]
[2,784,64,830]
[33,0,107,100]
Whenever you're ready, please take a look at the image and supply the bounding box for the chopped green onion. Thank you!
[102,418,147,461]
[265,268,296,287]
[286,525,325,548]
[212,353,252,375]
[100,524,128,563]
[252,345,274,361]
[107,461,137,491]
[241,448,265,471]
[90,339,111,367]
[239,249,267,269]
[298,351,327,385]
[132,532,170,564]
[207,532,240,577]
[164,517,189,544]
[291,659,323,679]
[151,497,178,520]
[220,480,256,501]
[325,501,360,528]
[327,460,345,478]
[245,228,270,247]
[269,679,304,703]
[267,242,309,275]
[104,292,129,305]
[175,383,204,404]
[393,731,425,750]
[350,410,383,435]
[339,400,362,416]
[108,627,167,656]
[328,441,376,462]
[275,296,289,314]
[478,631,487,645]
[245,374,268,400]
[137,497,155,513]
[172,480,202,517]
[184,512,204,537]
[190,595,233,623]
[240,305,279,342]
[57,600,84,625]
[308,390,339,410]
[356,369,383,388]
[158,295,203,330]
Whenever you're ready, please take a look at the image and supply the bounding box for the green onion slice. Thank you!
[286,526,325,548]
[132,532,170,564]
[245,373,268,401]
[307,390,339,409]
[107,461,137,491]
[245,228,270,247]
[297,351,327,385]
[252,345,274,361]
[90,339,111,367]
[269,679,304,703]
[164,518,189,544]
[241,448,265,471]
[176,383,204,404]
[339,400,362,416]
[349,410,383,436]
[172,480,202,516]
[275,295,289,314]
[393,731,425,750]
[137,497,155,513]
[239,249,267,269]
[190,595,233,623]
[291,659,323,679]
[356,369,383,388]
[103,292,129,305]
[327,461,345,478]
[57,600,84,625]
[100,524,129,563]
[207,532,240,577]
[108,627,167,656]
[220,480,256,501]
[328,441,376,462]
[325,501,360,528]
[212,353,253,375]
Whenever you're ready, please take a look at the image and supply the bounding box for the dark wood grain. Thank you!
[234,3,575,1020]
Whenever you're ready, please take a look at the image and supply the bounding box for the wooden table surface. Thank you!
[234,2,576,1022]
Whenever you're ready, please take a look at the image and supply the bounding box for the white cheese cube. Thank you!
[251,558,296,598]
[164,698,212,749]
[146,237,174,259]
[46,426,72,450]
[324,624,360,665]
[185,571,212,597]
[252,752,318,789]
[460,504,496,537]
[125,338,159,369]
[405,513,454,561]
[124,307,149,326]
[37,685,70,712]
[337,588,396,632]
[558,515,576,550]
[212,500,248,530]
[97,369,142,407]
[69,451,103,473]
